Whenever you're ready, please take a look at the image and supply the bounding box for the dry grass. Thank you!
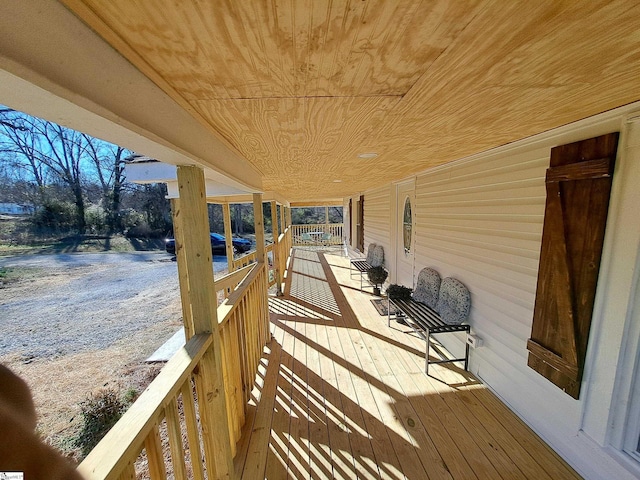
[0,315,180,463]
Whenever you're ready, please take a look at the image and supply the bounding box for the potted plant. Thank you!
[386,284,412,301]
[367,266,388,296]
[387,283,411,323]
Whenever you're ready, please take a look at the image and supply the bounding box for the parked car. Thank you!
[165,232,252,255]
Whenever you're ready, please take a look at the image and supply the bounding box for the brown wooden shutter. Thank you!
[527,133,619,399]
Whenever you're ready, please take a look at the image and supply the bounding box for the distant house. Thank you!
[0,203,33,216]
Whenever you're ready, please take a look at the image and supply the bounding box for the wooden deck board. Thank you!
[235,248,583,480]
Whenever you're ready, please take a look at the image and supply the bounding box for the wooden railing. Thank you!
[215,263,254,300]
[78,262,270,479]
[230,229,292,290]
[291,223,343,245]
[274,227,292,289]
[230,244,274,271]
[217,262,270,451]
[231,250,257,271]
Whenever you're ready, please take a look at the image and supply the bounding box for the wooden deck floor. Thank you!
[234,248,582,480]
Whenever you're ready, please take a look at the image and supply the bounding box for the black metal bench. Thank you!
[350,243,384,290]
[388,297,470,374]
[386,268,471,375]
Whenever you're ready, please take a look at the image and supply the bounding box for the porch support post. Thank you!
[270,201,282,295]
[279,204,286,233]
[175,165,234,480]
[286,207,292,229]
[325,205,329,225]
[253,193,267,265]
[170,197,194,340]
[222,202,234,273]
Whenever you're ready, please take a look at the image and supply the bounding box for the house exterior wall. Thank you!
[362,184,392,269]
[0,203,33,215]
[358,104,640,480]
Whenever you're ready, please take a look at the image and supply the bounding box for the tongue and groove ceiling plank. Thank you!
[61,0,640,201]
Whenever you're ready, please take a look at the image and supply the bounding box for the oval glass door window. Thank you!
[403,197,412,254]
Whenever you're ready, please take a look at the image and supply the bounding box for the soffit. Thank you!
[61,0,640,202]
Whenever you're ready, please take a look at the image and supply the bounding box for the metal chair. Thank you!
[301,232,314,248]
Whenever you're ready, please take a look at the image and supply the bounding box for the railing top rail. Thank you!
[234,249,256,262]
[77,333,213,480]
[291,223,343,227]
[218,263,264,327]
[215,263,254,293]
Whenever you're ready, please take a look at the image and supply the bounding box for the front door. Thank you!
[396,181,415,287]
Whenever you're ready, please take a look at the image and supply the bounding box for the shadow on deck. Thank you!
[233,248,581,480]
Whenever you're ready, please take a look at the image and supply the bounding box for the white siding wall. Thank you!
[352,104,640,480]
[363,184,392,267]
[413,143,595,430]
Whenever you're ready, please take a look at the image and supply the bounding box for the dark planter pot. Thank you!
[373,286,381,296]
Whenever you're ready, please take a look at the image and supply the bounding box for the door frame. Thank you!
[393,179,416,285]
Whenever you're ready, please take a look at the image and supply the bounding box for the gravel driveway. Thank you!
[0,251,233,453]
[0,252,228,359]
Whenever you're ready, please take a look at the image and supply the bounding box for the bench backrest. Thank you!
[436,277,471,325]
[412,267,441,309]
[365,243,377,264]
[370,245,384,268]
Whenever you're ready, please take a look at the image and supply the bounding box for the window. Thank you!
[403,197,412,254]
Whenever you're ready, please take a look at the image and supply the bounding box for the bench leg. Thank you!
[425,328,431,375]
[465,338,470,371]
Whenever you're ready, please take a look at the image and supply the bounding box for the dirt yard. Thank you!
[0,252,227,461]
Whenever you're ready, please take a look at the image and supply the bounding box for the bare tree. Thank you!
[0,110,48,193]
[83,136,129,232]
[0,108,132,234]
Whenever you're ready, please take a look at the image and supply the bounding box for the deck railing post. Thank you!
[325,205,329,231]
[279,204,286,235]
[270,200,282,295]
[222,202,235,273]
[175,165,234,480]
[171,197,194,340]
[253,193,267,266]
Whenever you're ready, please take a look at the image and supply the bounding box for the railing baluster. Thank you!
[243,294,256,388]
[219,324,239,455]
[236,309,250,403]
[117,462,136,480]
[180,382,205,480]
[144,422,166,480]
[229,312,245,426]
[165,398,188,480]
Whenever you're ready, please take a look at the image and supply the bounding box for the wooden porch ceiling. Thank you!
[234,249,582,479]
[61,1,640,202]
